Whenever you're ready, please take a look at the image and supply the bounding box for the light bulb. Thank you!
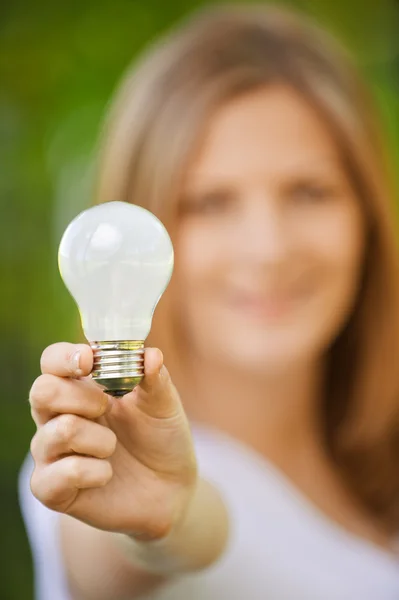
[58,201,174,396]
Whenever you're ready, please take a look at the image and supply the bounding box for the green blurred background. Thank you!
[0,0,397,597]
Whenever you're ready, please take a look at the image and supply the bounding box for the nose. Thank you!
[238,197,292,267]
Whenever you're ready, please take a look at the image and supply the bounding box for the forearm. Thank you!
[60,513,166,600]
[59,477,229,600]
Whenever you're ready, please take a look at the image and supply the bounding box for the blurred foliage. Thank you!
[0,0,397,597]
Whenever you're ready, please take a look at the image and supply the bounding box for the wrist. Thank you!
[112,477,229,575]
[127,476,199,543]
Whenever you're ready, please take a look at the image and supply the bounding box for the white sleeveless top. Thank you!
[19,424,399,600]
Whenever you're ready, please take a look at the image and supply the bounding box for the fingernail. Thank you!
[71,350,83,376]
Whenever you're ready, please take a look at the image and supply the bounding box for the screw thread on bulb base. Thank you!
[90,340,145,397]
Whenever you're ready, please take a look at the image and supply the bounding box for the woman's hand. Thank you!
[29,343,198,540]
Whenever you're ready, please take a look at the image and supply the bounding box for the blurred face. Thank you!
[173,86,365,373]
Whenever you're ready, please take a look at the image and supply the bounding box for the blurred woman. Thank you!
[20,4,399,599]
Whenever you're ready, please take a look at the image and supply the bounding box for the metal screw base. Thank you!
[91,340,145,397]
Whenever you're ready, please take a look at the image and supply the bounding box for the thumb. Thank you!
[125,348,183,419]
[140,347,165,392]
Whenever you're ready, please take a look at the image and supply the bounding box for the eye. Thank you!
[178,190,233,216]
[286,181,338,204]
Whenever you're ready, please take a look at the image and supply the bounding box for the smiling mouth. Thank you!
[227,289,305,320]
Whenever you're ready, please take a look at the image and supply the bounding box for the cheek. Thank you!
[172,227,228,356]
[173,224,226,321]
[304,199,364,272]
[174,221,237,288]
[306,206,365,322]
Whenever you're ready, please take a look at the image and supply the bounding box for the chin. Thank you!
[215,329,324,374]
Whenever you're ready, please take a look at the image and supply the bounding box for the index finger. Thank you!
[40,342,93,378]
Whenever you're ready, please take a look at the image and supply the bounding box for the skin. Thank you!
[174,85,393,548]
[176,85,365,374]
[28,85,393,600]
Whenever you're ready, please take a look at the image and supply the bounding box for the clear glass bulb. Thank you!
[58,201,174,396]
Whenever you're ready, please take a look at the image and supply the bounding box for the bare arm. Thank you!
[28,342,229,600]
[60,477,229,600]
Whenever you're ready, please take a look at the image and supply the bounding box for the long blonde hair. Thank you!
[93,5,399,530]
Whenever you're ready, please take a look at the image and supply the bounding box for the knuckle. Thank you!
[55,414,80,443]
[29,374,58,409]
[30,404,41,428]
[30,469,60,511]
[29,468,49,504]
[160,364,171,385]
[29,469,40,499]
[29,431,42,459]
[67,455,83,482]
